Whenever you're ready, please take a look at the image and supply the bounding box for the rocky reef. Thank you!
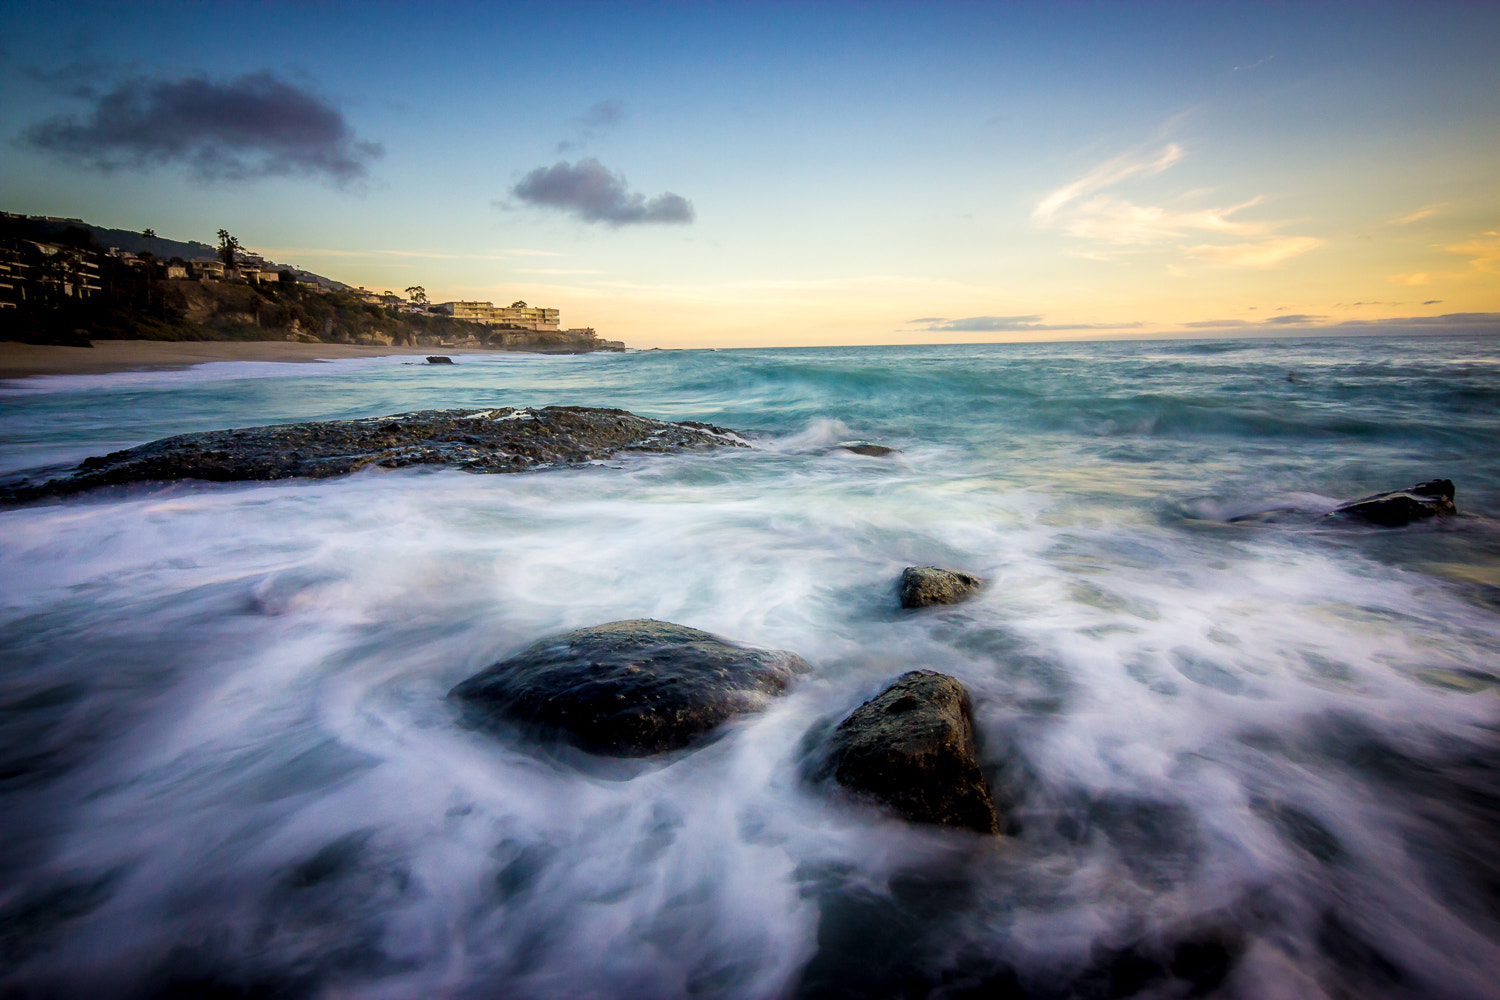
[0,406,746,505]
[816,670,1001,834]
[898,566,985,609]
[1330,478,1457,527]
[449,620,808,756]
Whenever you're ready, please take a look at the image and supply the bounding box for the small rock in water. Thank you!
[1330,478,1456,527]
[820,670,1000,834]
[449,620,808,757]
[898,565,984,609]
[836,441,897,457]
[426,355,454,364]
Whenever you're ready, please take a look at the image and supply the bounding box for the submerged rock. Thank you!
[426,355,454,364]
[0,406,746,505]
[1330,479,1457,527]
[449,620,808,757]
[835,441,897,457]
[821,670,1000,834]
[898,566,984,609]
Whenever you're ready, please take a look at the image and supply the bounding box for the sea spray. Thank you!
[2,336,1499,997]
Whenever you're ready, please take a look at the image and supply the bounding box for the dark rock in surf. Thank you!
[1330,479,1456,527]
[821,670,1000,834]
[0,406,746,505]
[836,441,897,457]
[898,565,984,609]
[449,620,808,757]
[426,355,454,364]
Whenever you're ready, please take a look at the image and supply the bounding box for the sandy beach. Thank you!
[0,340,537,380]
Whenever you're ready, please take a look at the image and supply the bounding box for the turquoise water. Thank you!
[2,336,1499,998]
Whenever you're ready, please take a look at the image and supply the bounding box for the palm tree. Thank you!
[216,229,241,268]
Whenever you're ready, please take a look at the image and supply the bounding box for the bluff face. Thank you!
[0,407,747,504]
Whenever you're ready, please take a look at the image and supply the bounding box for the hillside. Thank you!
[0,213,620,352]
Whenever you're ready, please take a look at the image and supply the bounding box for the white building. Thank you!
[434,299,560,330]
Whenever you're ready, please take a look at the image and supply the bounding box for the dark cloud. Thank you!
[1264,314,1322,325]
[1330,312,1500,331]
[511,158,695,226]
[1423,299,1442,305]
[23,70,382,183]
[911,315,1141,332]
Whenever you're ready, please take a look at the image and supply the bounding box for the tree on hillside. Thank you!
[405,285,427,306]
[216,229,241,268]
[142,228,156,239]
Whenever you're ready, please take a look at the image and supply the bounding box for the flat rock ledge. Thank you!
[449,619,808,757]
[899,566,985,609]
[835,441,898,457]
[0,406,747,505]
[821,670,1000,834]
[1330,478,1457,527]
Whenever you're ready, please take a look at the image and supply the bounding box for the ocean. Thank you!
[2,336,1498,998]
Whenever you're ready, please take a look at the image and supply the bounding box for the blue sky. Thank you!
[2,1,1496,346]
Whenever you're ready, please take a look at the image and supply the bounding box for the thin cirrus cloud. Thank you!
[1032,143,1184,223]
[1447,232,1500,273]
[1385,232,1499,286]
[509,158,695,226]
[1034,142,1321,268]
[22,70,382,184]
[556,99,626,154]
[910,315,1141,332]
[1186,237,1325,269]
[1389,203,1448,225]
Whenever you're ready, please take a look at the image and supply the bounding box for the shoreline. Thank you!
[0,340,599,380]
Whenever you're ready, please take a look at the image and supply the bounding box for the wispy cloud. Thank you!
[517,268,605,275]
[1035,140,1321,269]
[1446,232,1500,273]
[909,315,1141,333]
[1033,144,1182,223]
[1062,195,1273,245]
[556,99,626,154]
[1388,272,1431,285]
[1390,203,1448,225]
[23,70,381,184]
[508,158,695,226]
[1186,236,1323,268]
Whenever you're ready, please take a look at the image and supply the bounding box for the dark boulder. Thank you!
[1331,479,1456,527]
[449,620,807,757]
[898,566,984,609]
[835,441,897,457]
[0,407,747,505]
[821,670,1000,834]
[426,355,454,364]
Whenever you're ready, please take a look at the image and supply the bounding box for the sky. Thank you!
[1,1,1497,348]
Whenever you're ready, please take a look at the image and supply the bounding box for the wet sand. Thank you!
[0,340,528,380]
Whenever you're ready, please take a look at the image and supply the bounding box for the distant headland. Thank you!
[0,212,625,354]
